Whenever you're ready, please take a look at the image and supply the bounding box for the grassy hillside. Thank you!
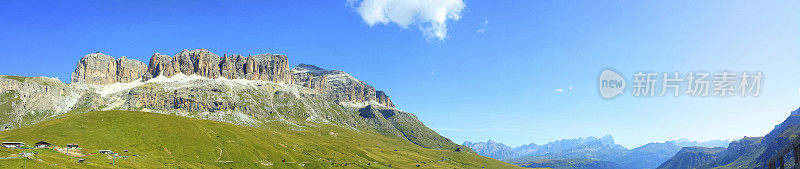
[358,105,463,151]
[0,110,521,168]
[655,147,725,169]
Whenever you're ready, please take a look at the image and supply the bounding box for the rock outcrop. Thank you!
[376,91,394,107]
[182,49,221,78]
[291,64,395,108]
[71,53,148,85]
[143,49,293,83]
[116,56,147,83]
[242,54,293,83]
[71,53,119,85]
[72,49,294,85]
[146,53,179,79]
[292,67,328,91]
[219,54,246,79]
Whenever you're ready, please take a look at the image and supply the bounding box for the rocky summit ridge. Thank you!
[71,49,394,108]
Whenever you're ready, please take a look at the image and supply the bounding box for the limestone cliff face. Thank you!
[182,49,221,79]
[145,53,179,79]
[73,49,294,84]
[142,50,293,83]
[71,53,148,85]
[146,49,224,80]
[71,53,119,85]
[291,64,395,108]
[70,50,393,107]
[116,56,147,83]
[243,54,293,83]
[219,54,247,79]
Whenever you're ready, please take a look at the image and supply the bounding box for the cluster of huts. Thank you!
[3,141,120,153]
[1,141,56,149]
[0,141,91,149]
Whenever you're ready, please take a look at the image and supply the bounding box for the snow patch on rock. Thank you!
[339,100,385,108]
[97,79,145,97]
[146,73,206,84]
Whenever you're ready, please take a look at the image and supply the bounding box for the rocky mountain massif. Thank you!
[658,108,800,169]
[292,64,394,107]
[70,49,393,108]
[0,49,464,152]
[465,135,728,169]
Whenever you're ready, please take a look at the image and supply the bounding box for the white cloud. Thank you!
[348,0,466,41]
[428,68,438,76]
[477,19,488,33]
[555,85,573,95]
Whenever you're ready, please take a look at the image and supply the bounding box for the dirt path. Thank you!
[102,98,125,111]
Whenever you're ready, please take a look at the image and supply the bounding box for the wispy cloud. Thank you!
[555,85,573,95]
[477,19,488,33]
[348,0,466,41]
[428,68,438,76]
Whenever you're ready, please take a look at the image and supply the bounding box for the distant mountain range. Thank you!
[669,138,732,148]
[464,134,620,160]
[465,135,732,169]
[462,140,517,160]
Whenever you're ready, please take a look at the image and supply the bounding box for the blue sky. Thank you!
[1,0,799,148]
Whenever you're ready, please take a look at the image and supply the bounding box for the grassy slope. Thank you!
[0,111,521,169]
[0,90,20,128]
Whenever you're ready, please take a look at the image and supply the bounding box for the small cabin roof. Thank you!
[1,142,24,144]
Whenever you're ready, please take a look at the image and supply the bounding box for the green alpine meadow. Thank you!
[0,110,519,168]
